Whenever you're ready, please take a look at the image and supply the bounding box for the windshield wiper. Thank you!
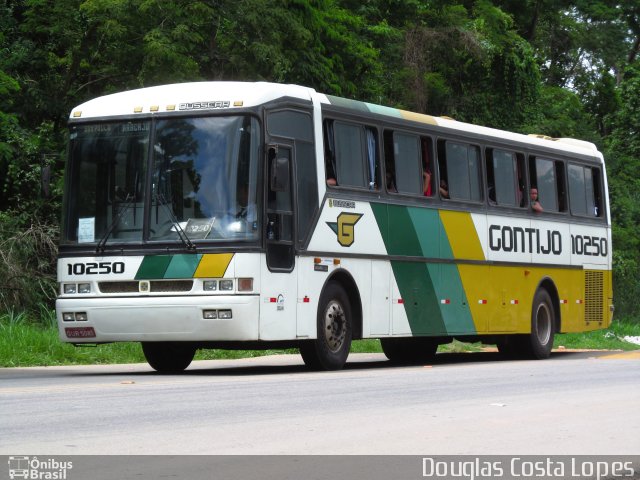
[96,194,134,254]
[155,193,196,252]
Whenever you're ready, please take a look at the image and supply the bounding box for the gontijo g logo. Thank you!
[327,212,363,247]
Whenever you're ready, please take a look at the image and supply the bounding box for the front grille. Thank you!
[584,270,604,322]
[99,281,138,293]
[98,280,194,293]
[150,280,193,292]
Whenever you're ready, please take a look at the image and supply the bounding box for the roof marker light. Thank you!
[234,101,244,107]
[134,106,143,113]
[73,111,82,118]
[166,105,176,111]
[150,105,159,112]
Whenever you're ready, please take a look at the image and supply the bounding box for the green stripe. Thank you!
[164,254,202,279]
[372,202,477,335]
[135,255,172,279]
[391,261,447,335]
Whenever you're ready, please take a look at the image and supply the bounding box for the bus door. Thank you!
[265,144,295,272]
[260,142,298,340]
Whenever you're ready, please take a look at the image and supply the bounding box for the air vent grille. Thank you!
[585,271,604,322]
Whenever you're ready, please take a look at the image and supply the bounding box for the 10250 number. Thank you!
[67,261,125,275]
[570,235,608,257]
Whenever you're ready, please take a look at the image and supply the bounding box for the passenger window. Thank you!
[383,132,434,196]
[324,120,378,190]
[486,148,525,207]
[421,137,434,197]
[438,140,481,201]
[529,157,567,213]
[568,164,603,217]
[389,132,421,194]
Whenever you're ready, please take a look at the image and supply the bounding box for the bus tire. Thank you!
[300,281,352,370]
[497,290,555,360]
[528,289,555,359]
[381,337,438,364]
[142,342,196,373]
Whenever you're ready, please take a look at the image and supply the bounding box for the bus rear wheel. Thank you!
[142,342,196,373]
[528,289,555,359]
[381,337,438,364]
[300,282,352,370]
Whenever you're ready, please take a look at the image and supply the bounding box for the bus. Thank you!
[56,81,613,372]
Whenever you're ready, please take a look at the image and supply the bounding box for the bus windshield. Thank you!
[62,115,261,246]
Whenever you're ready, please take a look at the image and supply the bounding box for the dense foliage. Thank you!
[1,0,639,318]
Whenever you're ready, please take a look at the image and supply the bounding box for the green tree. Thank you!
[606,66,640,316]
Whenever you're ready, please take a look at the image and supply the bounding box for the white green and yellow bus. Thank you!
[56,81,613,371]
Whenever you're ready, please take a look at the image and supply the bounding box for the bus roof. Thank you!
[69,81,317,119]
[70,81,600,158]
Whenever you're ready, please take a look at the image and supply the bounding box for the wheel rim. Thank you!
[323,299,346,353]
[535,302,552,345]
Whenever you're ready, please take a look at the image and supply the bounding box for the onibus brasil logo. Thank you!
[326,212,363,247]
[8,456,73,479]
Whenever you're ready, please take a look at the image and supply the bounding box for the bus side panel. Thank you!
[259,255,298,341]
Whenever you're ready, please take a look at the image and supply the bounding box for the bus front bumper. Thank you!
[56,295,260,343]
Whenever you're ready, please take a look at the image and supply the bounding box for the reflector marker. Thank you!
[510,299,519,305]
[478,299,488,305]
[576,299,584,304]
[560,299,568,304]
[441,299,451,305]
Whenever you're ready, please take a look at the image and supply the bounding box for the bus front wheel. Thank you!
[142,342,196,373]
[300,282,352,370]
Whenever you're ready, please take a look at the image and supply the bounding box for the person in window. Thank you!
[423,167,432,196]
[386,170,397,193]
[530,188,543,213]
[439,179,449,199]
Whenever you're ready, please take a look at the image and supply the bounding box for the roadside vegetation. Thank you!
[1,311,637,368]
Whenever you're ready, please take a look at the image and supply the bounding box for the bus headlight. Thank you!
[63,284,77,294]
[219,280,234,291]
[78,283,91,294]
[203,280,217,291]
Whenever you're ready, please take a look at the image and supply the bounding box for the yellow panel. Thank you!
[399,110,438,125]
[439,211,485,261]
[456,263,612,335]
[194,253,234,278]
[457,264,489,332]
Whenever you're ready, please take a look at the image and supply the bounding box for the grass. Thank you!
[0,311,638,368]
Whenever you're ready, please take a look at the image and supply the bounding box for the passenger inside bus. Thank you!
[439,179,449,198]
[422,138,433,196]
[530,187,543,213]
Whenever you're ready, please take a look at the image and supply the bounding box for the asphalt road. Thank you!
[1,350,639,456]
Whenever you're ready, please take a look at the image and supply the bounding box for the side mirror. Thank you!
[270,155,289,192]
